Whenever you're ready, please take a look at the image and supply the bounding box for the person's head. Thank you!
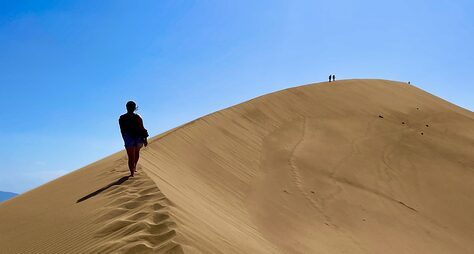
[126,101,137,113]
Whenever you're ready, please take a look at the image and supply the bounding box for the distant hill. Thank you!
[0,191,17,202]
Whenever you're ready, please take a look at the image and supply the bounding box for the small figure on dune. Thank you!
[332,74,336,81]
[329,75,332,82]
[119,101,149,177]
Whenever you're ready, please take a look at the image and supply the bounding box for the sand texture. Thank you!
[0,79,473,253]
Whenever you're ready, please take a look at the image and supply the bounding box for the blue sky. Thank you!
[0,0,473,193]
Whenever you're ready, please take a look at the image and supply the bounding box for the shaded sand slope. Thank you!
[1,79,473,253]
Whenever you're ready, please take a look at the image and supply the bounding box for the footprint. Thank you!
[95,208,130,222]
[139,188,160,195]
[91,165,181,253]
[115,242,154,254]
[126,212,149,221]
[96,220,134,236]
[134,193,164,202]
[151,213,170,224]
[106,196,137,207]
[120,201,143,210]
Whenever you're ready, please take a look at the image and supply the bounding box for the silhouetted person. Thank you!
[119,101,149,177]
[332,74,336,81]
[329,75,332,82]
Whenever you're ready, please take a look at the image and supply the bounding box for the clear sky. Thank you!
[1,0,473,193]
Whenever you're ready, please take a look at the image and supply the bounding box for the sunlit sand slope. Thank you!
[0,147,182,253]
[0,79,473,254]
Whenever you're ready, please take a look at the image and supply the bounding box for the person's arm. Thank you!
[137,116,149,146]
[118,116,124,134]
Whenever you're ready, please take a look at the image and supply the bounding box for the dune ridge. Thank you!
[88,162,181,253]
[0,79,473,253]
[0,150,183,253]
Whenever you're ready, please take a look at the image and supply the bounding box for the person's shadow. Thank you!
[76,175,130,203]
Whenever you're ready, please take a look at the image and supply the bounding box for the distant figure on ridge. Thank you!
[329,75,332,82]
[119,101,149,177]
[332,74,336,81]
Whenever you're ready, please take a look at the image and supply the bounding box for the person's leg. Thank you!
[133,145,142,172]
[126,147,136,176]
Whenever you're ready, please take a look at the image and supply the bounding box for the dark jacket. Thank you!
[119,113,149,139]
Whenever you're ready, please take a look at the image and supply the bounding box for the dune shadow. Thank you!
[76,176,130,203]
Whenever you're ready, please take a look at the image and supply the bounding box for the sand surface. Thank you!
[0,79,473,253]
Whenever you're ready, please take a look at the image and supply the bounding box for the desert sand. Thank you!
[0,79,473,253]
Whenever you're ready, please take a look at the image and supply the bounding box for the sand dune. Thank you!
[0,79,473,253]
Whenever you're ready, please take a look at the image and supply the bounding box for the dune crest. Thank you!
[1,79,473,253]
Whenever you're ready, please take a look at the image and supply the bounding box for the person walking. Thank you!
[329,75,332,82]
[119,101,149,177]
[332,74,336,81]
